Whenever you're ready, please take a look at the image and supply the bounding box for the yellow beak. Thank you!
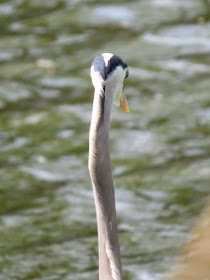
[120,92,129,112]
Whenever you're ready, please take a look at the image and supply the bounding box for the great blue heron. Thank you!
[89,53,129,280]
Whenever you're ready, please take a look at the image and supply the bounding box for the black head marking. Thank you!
[92,54,128,81]
[105,55,128,79]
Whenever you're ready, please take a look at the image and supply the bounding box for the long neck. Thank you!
[89,85,122,280]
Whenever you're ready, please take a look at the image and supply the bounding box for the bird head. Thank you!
[91,53,129,112]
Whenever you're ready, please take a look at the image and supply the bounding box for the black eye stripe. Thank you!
[105,55,127,79]
[92,54,128,81]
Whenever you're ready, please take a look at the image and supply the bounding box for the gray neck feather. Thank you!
[89,84,122,280]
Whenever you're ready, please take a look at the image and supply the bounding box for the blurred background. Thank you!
[0,0,210,279]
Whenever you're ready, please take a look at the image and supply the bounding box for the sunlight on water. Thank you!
[0,0,210,279]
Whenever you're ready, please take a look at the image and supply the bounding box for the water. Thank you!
[0,0,210,279]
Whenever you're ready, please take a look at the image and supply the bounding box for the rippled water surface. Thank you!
[0,0,210,279]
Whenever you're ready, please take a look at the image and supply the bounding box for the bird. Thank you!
[88,53,129,280]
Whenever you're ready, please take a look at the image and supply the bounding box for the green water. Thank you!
[0,0,210,279]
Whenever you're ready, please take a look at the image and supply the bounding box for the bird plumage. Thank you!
[89,53,129,280]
